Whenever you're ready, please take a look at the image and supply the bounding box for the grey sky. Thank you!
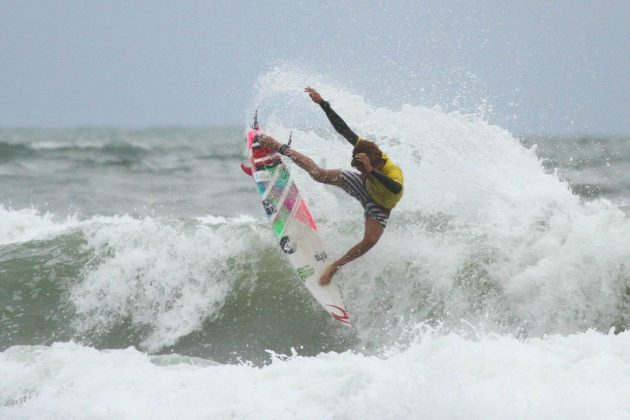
[1,1,628,134]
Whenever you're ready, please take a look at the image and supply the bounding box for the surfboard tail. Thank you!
[327,304,352,326]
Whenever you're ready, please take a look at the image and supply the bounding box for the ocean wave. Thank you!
[0,139,151,154]
[3,71,630,362]
[0,206,143,246]
[0,131,245,174]
[1,330,629,419]
[1,202,629,363]
[0,210,353,360]
[0,205,79,246]
[69,215,256,352]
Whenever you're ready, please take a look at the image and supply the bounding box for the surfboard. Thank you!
[241,113,351,326]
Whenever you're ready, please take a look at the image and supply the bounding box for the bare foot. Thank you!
[319,265,337,285]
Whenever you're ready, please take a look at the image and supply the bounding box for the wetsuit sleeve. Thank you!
[370,169,403,194]
[319,100,359,146]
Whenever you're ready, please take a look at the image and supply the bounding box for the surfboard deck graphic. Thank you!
[241,114,351,326]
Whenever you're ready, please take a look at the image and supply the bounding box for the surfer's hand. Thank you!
[259,135,280,151]
[355,153,373,173]
[305,87,323,104]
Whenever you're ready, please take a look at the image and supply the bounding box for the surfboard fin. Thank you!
[252,110,258,130]
[240,163,253,176]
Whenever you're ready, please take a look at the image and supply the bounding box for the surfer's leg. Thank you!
[307,167,345,188]
[259,136,345,188]
[285,151,345,187]
[320,215,384,285]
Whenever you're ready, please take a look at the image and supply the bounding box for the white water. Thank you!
[0,206,267,351]
[1,330,628,419]
[254,67,630,344]
[0,206,79,246]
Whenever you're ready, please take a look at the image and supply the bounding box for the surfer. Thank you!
[259,87,404,285]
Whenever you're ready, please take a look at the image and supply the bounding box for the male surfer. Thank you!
[259,87,404,285]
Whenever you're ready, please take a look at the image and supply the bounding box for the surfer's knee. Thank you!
[309,168,329,183]
[362,235,380,250]
[359,231,381,251]
[309,168,342,186]
[309,169,324,182]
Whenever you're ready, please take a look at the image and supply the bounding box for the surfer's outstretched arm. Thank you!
[305,87,359,146]
[259,135,344,188]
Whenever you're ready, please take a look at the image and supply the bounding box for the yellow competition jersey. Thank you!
[366,152,404,209]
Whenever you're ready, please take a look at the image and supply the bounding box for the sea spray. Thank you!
[253,68,630,348]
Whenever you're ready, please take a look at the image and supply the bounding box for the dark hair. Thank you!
[351,140,383,170]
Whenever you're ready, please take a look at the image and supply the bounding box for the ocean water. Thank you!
[1,71,630,419]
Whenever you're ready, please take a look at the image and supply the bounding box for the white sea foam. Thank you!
[0,205,79,246]
[1,330,628,419]
[196,214,257,225]
[0,206,266,351]
[29,141,110,150]
[252,68,630,345]
[69,215,265,351]
[0,206,160,246]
